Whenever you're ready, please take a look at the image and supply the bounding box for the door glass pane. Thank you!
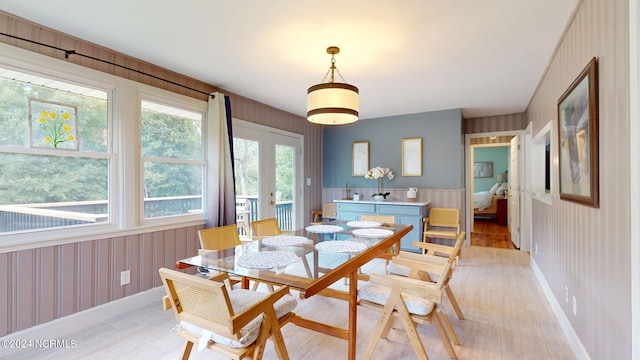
[234,137,259,231]
[275,144,295,230]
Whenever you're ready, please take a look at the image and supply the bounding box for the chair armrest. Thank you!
[412,241,455,257]
[369,274,442,303]
[397,251,448,265]
[390,256,451,284]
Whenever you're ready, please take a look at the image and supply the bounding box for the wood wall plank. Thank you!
[0,253,9,336]
[112,236,127,300]
[78,242,94,312]
[38,246,56,323]
[127,234,141,294]
[58,243,77,317]
[95,238,111,306]
[15,250,35,331]
[153,231,166,288]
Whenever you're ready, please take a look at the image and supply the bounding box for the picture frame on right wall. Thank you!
[557,57,599,208]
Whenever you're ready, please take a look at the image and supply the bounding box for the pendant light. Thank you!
[307,46,359,125]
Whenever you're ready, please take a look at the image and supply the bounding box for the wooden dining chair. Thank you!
[389,231,466,320]
[361,214,397,272]
[358,254,460,360]
[250,218,283,237]
[423,208,461,246]
[198,224,242,251]
[198,224,251,290]
[311,202,337,223]
[159,268,297,360]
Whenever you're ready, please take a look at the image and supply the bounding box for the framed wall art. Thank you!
[557,57,599,207]
[29,98,79,151]
[352,141,369,176]
[401,137,422,176]
[474,161,493,178]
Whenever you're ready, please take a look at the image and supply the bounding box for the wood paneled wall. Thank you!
[0,225,202,336]
[527,0,630,358]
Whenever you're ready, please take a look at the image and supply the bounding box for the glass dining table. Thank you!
[176,220,412,360]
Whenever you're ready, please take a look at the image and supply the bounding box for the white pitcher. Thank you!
[407,187,418,199]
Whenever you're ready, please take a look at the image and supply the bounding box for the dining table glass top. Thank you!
[178,220,409,292]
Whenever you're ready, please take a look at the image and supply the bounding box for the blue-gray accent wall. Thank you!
[322,108,464,190]
[473,146,510,191]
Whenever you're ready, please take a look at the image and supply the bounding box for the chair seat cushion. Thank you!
[359,279,435,316]
[180,289,297,349]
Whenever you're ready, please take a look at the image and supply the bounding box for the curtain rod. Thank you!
[0,31,215,99]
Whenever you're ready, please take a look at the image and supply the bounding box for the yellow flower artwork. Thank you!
[30,99,79,150]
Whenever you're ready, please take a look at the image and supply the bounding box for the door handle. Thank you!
[269,201,275,206]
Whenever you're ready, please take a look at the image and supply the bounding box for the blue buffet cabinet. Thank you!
[335,200,430,253]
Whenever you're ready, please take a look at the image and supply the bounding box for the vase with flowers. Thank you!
[365,166,394,201]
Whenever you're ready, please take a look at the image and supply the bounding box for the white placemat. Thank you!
[236,251,299,269]
[261,235,312,247]
[352,228,395,238]
[346,221,382,228]
[305,224,344,234]
[315,240,367,253]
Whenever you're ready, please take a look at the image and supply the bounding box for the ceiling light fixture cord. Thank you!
[0,31,215,99]
[321,53,347,84]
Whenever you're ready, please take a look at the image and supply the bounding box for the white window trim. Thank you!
[139,91,207,226]
[0,43,207,253]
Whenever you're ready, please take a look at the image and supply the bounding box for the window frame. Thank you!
[0,42,207,252]
[139,92,207,225]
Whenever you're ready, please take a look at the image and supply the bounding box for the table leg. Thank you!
[348,270,358,360]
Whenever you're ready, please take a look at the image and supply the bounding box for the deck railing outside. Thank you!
[1,196,293,234]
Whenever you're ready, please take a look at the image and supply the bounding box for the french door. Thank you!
[232,119,302,231]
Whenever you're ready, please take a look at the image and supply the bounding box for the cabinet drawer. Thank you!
[376,204,423,216]
[337,202,376,213]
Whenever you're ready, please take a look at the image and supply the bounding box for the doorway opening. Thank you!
[465,131,526,251]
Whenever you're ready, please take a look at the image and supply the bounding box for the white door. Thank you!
[509,135,521,248]
[232,120,302,231]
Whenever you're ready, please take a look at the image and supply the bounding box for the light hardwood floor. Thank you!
[3,246,575,360]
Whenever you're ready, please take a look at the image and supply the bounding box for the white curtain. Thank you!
[206,92,236,228]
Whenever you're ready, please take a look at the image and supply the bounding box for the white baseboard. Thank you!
[0,286,164,356]
[530,257,590,360]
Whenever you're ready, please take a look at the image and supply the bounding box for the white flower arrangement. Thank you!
[364,167,395,199]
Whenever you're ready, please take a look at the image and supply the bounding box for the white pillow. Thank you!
[489,182,501,195]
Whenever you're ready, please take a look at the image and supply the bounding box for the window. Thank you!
[531,121,553,204]
[141,99,204,219]
[0,67,111,234]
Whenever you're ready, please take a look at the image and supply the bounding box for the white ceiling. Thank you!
[0,0,578,120]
